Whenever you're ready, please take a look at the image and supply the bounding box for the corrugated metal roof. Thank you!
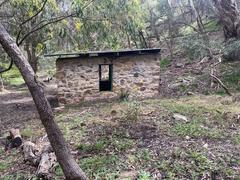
[45,48,161,60]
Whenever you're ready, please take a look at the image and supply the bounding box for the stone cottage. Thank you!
[54,48,161,105]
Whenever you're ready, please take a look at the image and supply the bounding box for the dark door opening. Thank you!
[99,64,113,91]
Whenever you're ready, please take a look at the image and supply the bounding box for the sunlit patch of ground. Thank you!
[1,95,240,179]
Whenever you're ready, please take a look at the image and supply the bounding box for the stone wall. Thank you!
[56,54,160,105]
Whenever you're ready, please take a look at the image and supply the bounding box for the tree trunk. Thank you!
[189,0,213,59]
[0,23,87,180]
[25,41,38,73]
[212,0,240,39]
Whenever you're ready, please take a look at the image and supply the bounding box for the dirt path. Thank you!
[0,88,39,135]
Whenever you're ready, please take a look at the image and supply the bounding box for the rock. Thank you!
[173,113,188,122]
[140,87,146,91]
[185,136,190,140]
[187,92,194,96]
[203,143,208,148]
[168,82,182,90]
[53,106,65,113]
[182,76,196,85]
[175,63,184,68]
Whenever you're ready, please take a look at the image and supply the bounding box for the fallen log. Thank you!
[22,141,40,166]
[22,139,56,179]
[37,150,56,179]
[4,130,57,179]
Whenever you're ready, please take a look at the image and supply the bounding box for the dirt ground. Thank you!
[0,88,38,135]
[0,87,240,179]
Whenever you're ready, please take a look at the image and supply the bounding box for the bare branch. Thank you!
[0,59,13,74]
[210,73,232,96]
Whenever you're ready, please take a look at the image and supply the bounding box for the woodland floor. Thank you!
[0,88,240,179]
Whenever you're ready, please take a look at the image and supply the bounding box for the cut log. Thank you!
[37,144,56,179]
[9,128,22,148]
[5,128,23,150]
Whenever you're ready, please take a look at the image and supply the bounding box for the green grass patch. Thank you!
[112,138,134,151]
[138,170,151,180]
[160,58,171,69]
[54,163,64,177]
[159,100,226,139]
[0,173,35,180]
[21,128,34,138]
[77,137,134,154]
[174,121,222,139]
[77,138,109,153]
[79,155,119,179]
[57,113,93,142]
[158,150,220,179]
[0,161,11,172]
[234,134,240,144]
[204,20,220,32]
[2,65,24,86]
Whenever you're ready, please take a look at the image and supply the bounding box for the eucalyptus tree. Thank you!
[212,0,240,39]
[7,0,75,72]
[56,0,147,52]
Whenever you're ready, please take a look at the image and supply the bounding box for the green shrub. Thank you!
[124,101,141,122]
[223,39,240,61]
[138,170,151,180]
[160,58,171,69]
[180,35,222,61]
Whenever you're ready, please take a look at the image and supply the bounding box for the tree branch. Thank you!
[17,0,95,46]
[17,13,75,46]
[0,59,13,74]
[3,0,95,74]
[210,73,232,96]
[16,0,48,45]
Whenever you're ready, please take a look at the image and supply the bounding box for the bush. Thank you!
[223,39,240,61]
[180,35,209,61]
[119,88,130,101]
[124,101,141,122]
[180,35,222,61]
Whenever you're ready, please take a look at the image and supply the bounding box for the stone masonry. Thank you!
[56,54,160,105]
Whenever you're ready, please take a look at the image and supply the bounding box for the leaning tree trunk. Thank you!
[212,0,240,39]
[0,23,87,180]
